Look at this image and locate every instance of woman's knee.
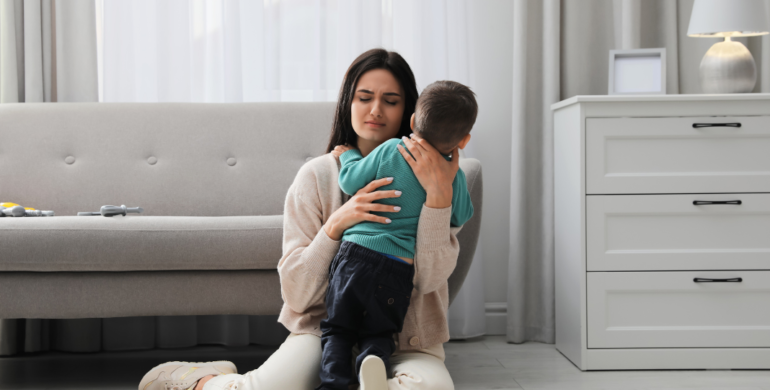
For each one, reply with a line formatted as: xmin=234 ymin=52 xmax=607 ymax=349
xmin=389 ymin=353 xmax=454 ymax=390
xmin=240 ymin=333 xmax=322 ymax=390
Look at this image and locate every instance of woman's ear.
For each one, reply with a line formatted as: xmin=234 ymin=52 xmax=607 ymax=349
xmin=457 ymin=133 xmax=472 ymax=149
xmin=410 ymin=113 xmax=415 ymax=130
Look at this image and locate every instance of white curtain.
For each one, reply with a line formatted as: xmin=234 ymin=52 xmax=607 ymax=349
xmin=0 ymin=0 xmax=97 ymax=103
xmin=507 ymin=0 xmax=770 ymax=344
xmin=97 ymin=0 xmax=475 ymax=105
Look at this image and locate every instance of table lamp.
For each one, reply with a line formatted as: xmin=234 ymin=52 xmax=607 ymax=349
xmin=687 ymin=0 xmax=769 ymax=93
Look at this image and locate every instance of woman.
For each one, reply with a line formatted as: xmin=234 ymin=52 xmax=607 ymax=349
xmin=139 ymin=49 xmax=463 ymax=390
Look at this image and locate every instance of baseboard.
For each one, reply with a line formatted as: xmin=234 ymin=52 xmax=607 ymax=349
xmin=485 ymin=302 xmax=507 ymax=335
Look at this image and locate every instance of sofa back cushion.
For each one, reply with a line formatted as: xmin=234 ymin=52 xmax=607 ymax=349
xmin=1 ymin=102 xmax=335 ymax=216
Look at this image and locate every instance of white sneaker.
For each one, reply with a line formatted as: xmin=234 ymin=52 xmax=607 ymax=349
xmin=359 ymin=355 xmax=388 ymax=390
xmin=138 ymin=361 xmax=237 ymax=390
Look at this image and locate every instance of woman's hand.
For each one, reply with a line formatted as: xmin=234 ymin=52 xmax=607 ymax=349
xmin=397 ymin=134 xmax=458 ymax=209
xmin=330 ymin=144 xmax=354 ymax=158
xmin=323 ymin=177 xmax=402 ymax=240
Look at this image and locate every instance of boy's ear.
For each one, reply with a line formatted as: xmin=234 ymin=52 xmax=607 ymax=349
xmin=410 ymin=113 xmax=415 ymax=130
xmin=457 ymin=133 xmax=472 ymax=149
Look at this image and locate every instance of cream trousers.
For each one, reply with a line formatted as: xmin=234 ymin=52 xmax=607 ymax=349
xmin=203 ymin=333 xmax=454 ymax=390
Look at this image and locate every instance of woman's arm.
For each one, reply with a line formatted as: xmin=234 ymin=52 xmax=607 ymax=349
xmin=277 ymin=163 xmax=404 ymax=312
xmin=277 ymin=176 xmax=341 ymax=314
xmin=398 ymin=134 xmax=466 ymax=293
xmin=412 ymin=204 xmax=463 ymax=293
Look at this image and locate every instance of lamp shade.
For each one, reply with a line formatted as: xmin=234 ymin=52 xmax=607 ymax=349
xmin=688 ymin=0 xmax=770 ymax=37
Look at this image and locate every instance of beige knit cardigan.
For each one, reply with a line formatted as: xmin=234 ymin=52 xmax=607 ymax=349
xmin=277 ymin=153 xmax=462 ymax=351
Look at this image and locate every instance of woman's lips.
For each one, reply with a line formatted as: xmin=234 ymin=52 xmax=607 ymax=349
xmin=365 ymin=121 xmax=385 ymax=127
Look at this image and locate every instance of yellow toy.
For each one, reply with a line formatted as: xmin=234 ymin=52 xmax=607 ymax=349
xmin=0 ymin=202 xmax=54 ymax=217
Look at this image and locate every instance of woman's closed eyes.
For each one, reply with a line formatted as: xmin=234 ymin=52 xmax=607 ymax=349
xmin=359 ymin=97 xmax=398 ymax=105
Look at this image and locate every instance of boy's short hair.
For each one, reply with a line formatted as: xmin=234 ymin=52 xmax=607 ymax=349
xmin=414 ymin=80 xmax=478 ymax=152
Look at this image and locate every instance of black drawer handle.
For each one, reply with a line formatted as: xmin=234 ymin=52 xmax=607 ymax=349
xmin=693 ymin=200 xmax=742 ymax=205
xmin=692 ymin=123 xmax=741 ymax=128
xmin=694 ymin=277 xmax=743 ymax=283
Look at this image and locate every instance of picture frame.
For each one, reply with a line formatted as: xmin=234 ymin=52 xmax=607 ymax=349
xmin=608 ymin=48 xmax=666 ymax=95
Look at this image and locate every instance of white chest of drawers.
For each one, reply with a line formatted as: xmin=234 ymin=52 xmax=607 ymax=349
xmin=553 ymin=94 xmax=770 ymax=370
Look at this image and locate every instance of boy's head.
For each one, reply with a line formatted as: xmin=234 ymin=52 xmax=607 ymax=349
xmin=410 ymin=80 xmax=478 ymax=155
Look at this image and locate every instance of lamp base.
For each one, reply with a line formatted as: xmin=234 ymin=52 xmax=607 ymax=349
xmin=699 ymin=38 xmax=756 ymax=94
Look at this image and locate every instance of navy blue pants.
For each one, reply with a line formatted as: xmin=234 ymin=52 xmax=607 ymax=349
xmin=317 ymin=241 xmax=415 ymax=390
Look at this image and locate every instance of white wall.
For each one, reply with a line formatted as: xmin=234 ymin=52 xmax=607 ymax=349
xmin=463 ymin=0 xmax=513 ymax=331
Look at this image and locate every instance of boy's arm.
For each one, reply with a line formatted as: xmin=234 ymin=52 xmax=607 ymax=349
xmin=337 ymin=145 xmax=385 ymax=195
xmin=450 ymin=169 xmax=474 ymax=227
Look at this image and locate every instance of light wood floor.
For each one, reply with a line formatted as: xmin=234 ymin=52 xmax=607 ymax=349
xmin=444 ymin=336 xmax=770 ymax=390
xmin=0 ymin=336 xmax=768 ymax=389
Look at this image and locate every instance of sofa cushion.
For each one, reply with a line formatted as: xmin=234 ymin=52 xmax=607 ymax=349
xmin=0 ymin=216 xmax=283 ymax=272
xmin=0 ymin=103 xmax=335 ymax=217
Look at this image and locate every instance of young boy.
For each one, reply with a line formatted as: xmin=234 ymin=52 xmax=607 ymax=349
xmin=317 ymin=80 xmax=478 ymax=390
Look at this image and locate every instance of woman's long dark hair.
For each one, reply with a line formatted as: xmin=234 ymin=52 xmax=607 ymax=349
xmin=326 ymin=49 xmax=419 ymax=153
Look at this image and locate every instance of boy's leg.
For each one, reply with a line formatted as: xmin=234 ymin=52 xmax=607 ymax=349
xmin=354 ymin=298 xmax=401 ymax=388
xmin=355 ymin=333 xmax=396 ymax=378
xmin=317 ymin=253 xmax=369 ymax=390
xmin=356 ymin=264 xmax=413 ymax=386
xmin=318 ymin=326 xmax=358 ymax=389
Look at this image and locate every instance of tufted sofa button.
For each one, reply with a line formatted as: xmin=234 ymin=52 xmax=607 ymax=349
xmin=147 ymin=156 xmax=157 ymax=165
xmin=64 ymin=156 xmax=75 ymax=165
xmin=409 ymin=336 xmax=419 ymax=346
xmin=227 ymin=157 xmax=237 ymax=166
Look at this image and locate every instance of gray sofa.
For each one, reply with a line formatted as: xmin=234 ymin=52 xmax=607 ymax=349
xmin=0 ymin=103 xmax=482 ymax=321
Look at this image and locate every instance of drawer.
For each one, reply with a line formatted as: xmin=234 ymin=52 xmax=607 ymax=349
xmin=587 ymin=271 xmax=770 ymax=349
xmin=586 ymin=116 xmax=770 ymax=194
xmin=587 ymin=194 xmax=770 ymax=271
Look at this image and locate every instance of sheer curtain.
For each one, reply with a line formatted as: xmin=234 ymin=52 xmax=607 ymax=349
xmin=90 ymin=0 xmax=485 ymax=352
xmin=97 ymin=0 xmax=475 ymax=105
xmin=0 ymin=0 xmax=97 ymax=103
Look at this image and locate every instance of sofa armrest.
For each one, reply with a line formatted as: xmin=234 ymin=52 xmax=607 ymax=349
xmin=448 ymin=158 xmax=483 ymax=305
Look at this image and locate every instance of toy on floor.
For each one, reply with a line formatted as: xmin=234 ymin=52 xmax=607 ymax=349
xmin=77 ymin=205 xmax=144 ymax=217
xmin=0 ymin=202 xmax=55 ymax=217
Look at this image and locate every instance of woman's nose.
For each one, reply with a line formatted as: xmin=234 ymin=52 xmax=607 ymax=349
xmin=370 ymin=101 xmax=383 ymax=117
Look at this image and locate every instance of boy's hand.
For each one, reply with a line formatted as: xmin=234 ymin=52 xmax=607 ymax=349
xmin=331 ymin=144 xmax=354 ymax=158
xmin=398 ymin=133 xmax=457 ymax=208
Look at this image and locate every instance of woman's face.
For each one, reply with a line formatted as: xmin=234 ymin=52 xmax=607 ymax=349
xmin=350 ymin=69 xmax=405 ymax=152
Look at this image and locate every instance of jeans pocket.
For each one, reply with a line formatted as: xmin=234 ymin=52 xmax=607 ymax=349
xmin=374 ymin=284 xmax=411 ymax=331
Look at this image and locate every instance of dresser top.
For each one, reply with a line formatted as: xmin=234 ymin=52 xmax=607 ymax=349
xmin=551 ymin=93 xmax=770 ymax=111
